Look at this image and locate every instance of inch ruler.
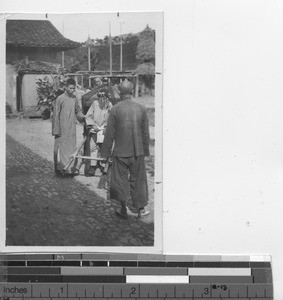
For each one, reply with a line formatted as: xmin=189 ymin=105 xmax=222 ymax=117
xmin=0 ymin=253 xmax=273 ymax=299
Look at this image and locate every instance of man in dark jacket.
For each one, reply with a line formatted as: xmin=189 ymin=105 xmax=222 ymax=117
xmin=101 ymin=80 xmax=150 ymax=219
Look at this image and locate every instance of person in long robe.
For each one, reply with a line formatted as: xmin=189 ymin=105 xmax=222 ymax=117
xmin=84 ymin=88 xmax=113 ymax=175
xmin=52 ymin=78 xmax=84 ymax=176
xmin=81 ymin=77 xmax=116 ymax=176
xmin=101 ymin=80 xmax=150 ymax=219
xmin=81 ymin=77 xmax=104 ymax=176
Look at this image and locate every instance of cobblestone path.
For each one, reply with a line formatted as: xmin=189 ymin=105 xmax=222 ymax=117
xmin=6 ymin=134 xmax=154 ymax=247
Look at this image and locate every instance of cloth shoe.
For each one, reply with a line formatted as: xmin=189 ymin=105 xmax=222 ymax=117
xmin=115 ymin=204 xmax=128 ymax=219
xmin=126 ymin=206 xmax=150 ymax=218
xmin=138 ymin=208 xmax=150 ymax=218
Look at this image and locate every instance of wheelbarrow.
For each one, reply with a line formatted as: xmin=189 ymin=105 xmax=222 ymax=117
xmin=63 ymin=134 xmax=110 ymax=176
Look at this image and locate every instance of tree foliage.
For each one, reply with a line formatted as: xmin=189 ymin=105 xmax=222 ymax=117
xmin=136 ymin=26 xmax=155 ymax=64
xmin=35 ymin=75 xmax=66 ymax=119
xmin=56 ymin=27 xmax=154 ymax=72
xmin=136 ymin=39 xmax=155 ymax=64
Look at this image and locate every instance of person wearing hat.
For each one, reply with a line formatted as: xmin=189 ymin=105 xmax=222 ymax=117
xmin=101 ymin=80 xmax=150 ymax=219
xmin=84 ymin=88 xmax=113 ymax=175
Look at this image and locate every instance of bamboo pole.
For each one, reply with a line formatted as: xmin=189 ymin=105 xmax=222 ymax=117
xmin=109 ymin=22 xmax=113 ymax=76
xmin=88 ymin=46 xmax=91 ymax=88
xmin=120 ymin=22 xmax=123 ymax=71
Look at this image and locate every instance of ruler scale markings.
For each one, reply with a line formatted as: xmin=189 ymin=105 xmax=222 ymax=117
xmin=0 ymin=254 xmax=274 ymax=299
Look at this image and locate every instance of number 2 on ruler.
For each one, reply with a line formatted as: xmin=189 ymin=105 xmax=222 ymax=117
xmin=130 ymin=287 xmax=136 ymax=296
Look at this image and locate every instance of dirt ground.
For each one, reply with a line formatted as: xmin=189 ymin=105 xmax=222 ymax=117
xmin=6 ymin=95 xmax=156 ymax=246
xmin=6 ymin=134 xmax=154 ymax=246
xmin=6 ymin=115 xmax=155 ymax=223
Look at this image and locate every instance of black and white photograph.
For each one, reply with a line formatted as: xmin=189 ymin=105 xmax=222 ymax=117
xmin=4 ymin=12 xmax=163 ymax=249
xmin=3 ymin=0 xmax=283 ymax=297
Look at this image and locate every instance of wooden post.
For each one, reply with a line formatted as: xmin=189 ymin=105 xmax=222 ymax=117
xmin=62 ymin=51 xmax=64 ymax=69
xmin=88 ymin=46 xmax=91 ymax=72
xmin=135 ymin=75 xmax=139 ymax=98
xmin=86 ymin=36 xmax=92 ymax=88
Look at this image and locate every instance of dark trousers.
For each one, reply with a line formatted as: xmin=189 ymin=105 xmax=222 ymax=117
xmin=110 ymin=156 xmax=148 ymax=210
xmin=84 ymin=133 xmax=92 ymax=175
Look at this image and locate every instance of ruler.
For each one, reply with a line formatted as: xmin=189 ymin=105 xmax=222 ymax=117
xmin=0 ymin=253 xmax=273 ymax=299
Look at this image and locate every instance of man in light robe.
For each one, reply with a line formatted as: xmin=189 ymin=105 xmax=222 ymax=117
xmin=82 ymin=77 xmax=105 ymax=176
xmin=84 ymin=88 xmax=113 ymax=176
xmin=101 ymin=80 xmax=150 ymax=219
xmin=52 ymin=78 xmax=84 ymax=177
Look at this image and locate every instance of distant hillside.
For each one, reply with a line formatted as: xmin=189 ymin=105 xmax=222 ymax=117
xmin=56 ymin=27 xmax=155 ymax=73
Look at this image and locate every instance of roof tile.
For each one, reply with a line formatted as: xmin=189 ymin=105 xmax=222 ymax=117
xmin=6 ymin=20 xmax=80 ymax=49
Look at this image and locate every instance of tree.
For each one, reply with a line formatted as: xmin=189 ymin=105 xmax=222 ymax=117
xmin=136 ymin=39 xmax=155 ymax=64
xmin=136 ymin=25 xmax=155 ymax=64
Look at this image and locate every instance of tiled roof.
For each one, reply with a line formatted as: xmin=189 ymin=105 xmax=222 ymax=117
xmin=6 ymin=20 xmax=81 ymax=50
